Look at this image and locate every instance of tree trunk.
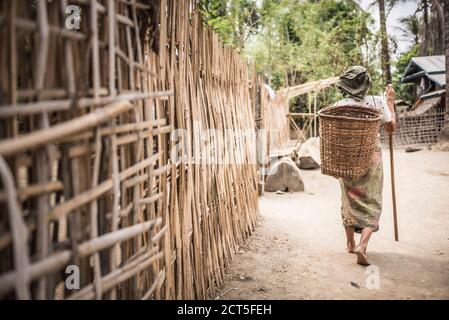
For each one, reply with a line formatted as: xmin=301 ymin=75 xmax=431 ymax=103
xmin=440 ymin=0 xmax=449 ymax=141
xmin=444 ymin=0 xmax=449 ymax=127
xmin=433 ymin=0 xmax=445 ymax=54
xmin=378 ymin=0 xmax=392 ymax=84
xmin=423 ymin=0 xmax=429 ymax=54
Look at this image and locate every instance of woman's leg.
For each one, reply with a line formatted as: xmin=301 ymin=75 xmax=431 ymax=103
xmin=358 ymin=227 xmax=373 ymax=252
xmin=345 ymin=226 xmax=356 ymax=253
xmin=354 ymin=227 xmax=373 ymax=265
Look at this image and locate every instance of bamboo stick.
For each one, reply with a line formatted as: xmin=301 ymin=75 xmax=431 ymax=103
xmin=0 ymin=157 xmax=31 ymax=299
xmin=0 ymin=91 xmax=173 ymax=118
xmin=0 ymin=101 xmax=134 ymax=156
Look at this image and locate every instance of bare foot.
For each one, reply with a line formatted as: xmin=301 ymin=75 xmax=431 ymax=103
xmin=346 ymin=240 xmax=356 ymax=253
xmin=354 ymin=246 xmax=369 ymax=266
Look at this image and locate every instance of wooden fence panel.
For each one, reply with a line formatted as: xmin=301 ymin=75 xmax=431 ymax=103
xmin=0 ymin=0 xmax=259 ymax=300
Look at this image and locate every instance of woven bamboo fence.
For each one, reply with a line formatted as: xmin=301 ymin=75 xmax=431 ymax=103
xmin=254 ymin=81 xmax=290 ymax=159
xmin=0 ymin=0 xmax=259 ymax=300
xmin=262 ymin=86 xmax=290 ymax=155
xmin=256 ymin=77 xmax=340 ymax=159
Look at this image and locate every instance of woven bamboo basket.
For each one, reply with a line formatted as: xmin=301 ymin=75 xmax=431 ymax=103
xmin=318 ymin=105 xmax=381 ymax=179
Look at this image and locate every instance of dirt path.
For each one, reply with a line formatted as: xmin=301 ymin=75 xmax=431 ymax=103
xmin=218 ymin=149 xmax=449 ymax=300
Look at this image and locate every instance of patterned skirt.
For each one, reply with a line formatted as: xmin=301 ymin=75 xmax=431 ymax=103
xmin=339 ymin=142 xmax=383 ymax=233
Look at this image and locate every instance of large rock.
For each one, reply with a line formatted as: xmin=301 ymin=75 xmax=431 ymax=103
xmin=265 ymin=157 xmax=305 ymax=192
xmin=297 ymin=137 xmax=321 ymax=169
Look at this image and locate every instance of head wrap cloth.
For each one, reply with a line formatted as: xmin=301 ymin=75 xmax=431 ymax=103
xmin=336 ymin=66 xmax=372 ymax=99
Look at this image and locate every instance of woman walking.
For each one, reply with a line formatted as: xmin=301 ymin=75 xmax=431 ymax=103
xmin=333 ymin=66 xmax=396 ymax=266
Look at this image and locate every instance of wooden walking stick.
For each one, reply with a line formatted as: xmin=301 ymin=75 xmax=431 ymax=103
xmin=384 ymin=83 xmax=399 ymax=241
xmin=389 ymin=132 xmax=399 ymax=241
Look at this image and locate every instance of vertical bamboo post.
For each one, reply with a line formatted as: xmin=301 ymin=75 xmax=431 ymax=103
xmin=313 ymin=91 xmax=317 ymax=138
xmin=389 ymin=134 xmax=399 ymax=241
xmin=308 ymin=92 xmax=312 ymax=138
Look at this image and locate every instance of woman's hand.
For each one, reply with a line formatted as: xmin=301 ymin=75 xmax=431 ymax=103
xmin=385 ymin=84 xmax=395 ymax=111
xmin=384 ymin=84 xmax=396 ymax=133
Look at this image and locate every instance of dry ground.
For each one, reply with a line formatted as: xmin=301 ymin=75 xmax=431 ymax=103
xmin=218 ymin=148 xmax=449 ymax=300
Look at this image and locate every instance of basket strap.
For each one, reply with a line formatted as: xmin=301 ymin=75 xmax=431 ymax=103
xmin=320 ymin=135 xmax=375 ymax=146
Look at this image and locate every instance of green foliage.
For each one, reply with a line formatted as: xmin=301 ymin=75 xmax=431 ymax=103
xmin=393 ymin=44 xmax=419 ymax=104
xmin=199 ymin=0 xmax=260 ymax=49
xmin=396 ymin=14 xmax=420 ymax=45
xmin=247 ymin=0 xmax=375 ymax=88
xmin=199 ymin=0 xmax=421 ymax=110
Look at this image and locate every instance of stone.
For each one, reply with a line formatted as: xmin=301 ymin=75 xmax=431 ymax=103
xmin=299 ymin=156 xmax=319 ymax=169
xmin=297 ymin=137 xmax=321 ymax=169
xmin=265 ymin=157 xmax=305 ymax=192
xmin=405 ymin=146 xmax=423 ymax=153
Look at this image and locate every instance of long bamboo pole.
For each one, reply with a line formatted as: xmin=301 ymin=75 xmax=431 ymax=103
xmin=389 ymin=134 xmax=399 ymax=241
xmin=383 ymin=81 xmax=399 ymax=242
